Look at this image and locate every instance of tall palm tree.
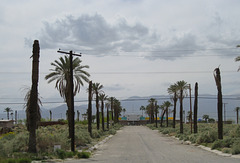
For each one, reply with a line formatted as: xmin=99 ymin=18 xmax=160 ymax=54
xmin=92 ymin=83 xmax=104 ymax=130
xmin=148 ymin=98 xmax=156 ymax=124
xmin=45 ymin=55 xmax=90 ymax=136
xmin=214 ymin=68 xmax=223 ymax=139
xmin=167 ymin=84 xmax=178 ymax=128
xmin=235 ymin=107 xmax=240 ymax=124
xmin=99 ymin=93 xmax=108 ymax=131
xmin=4 ymin=107 xmax=13 ymax=120
xmin=164 ymin=101 xmax=173 ymax=127
xmin=176 ymin=80 xmax=188 ymax=134
xmin=160 ymin=104 xmax=165 ymax=127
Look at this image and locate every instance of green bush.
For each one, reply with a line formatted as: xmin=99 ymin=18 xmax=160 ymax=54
xmin=17 ymin=158 xmax=31 ymax=163
xmin=56 ymin=149 xmax=66 ymax=159
xmin=232 ymin=140 xmax=240 ymax=154
xmin=77 ymin=151 xmax=91 ymax=158
xmin=196 ymin=131 xmax=217 ymax=144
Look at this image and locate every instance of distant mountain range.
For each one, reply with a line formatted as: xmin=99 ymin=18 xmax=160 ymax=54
xmin=2 ymin=94 xmax=239 ymax=122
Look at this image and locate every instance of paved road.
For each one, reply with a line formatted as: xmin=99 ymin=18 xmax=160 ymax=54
xmin=67 ymin=126 xmax=240 ymax=163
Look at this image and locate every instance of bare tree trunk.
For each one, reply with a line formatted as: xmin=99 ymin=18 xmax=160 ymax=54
xmin=173 ymin=93 xmax=177 ymax=128
xmin=111 ymin=97 xmax=114 ymax=121
xmin=107 ymin=106 xmax=109 ymax=130
xmin=101 ymin=100 xmax=105 ymax=131
xmin=214 ymin=68 xmax=223 ymax=139
xmin=28 ymin=40 xmax=40 ymax=153
xmin=160 ymin=110 xmax=166 ymax=127
xmin=88 ymin=81 xmax=92 ymax=136
xmin=96 ymin=92 xmax=100 ymax=130
xmin=180 ymin=89 xmax=184 ymax=134
xmin=166 ymin=107 xmax=169 ymax=127
xmin=237 ymin=110 xmax=239 ymax=124
xmin=155 ymin=101 xmax=158 ymax=128
xmin=194 ymin=82 xmax=198 ymax=133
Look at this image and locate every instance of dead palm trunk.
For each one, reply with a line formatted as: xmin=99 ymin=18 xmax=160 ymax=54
xmin=27 ymin=40 xmax=40 ymax=153
xmin=155 ymin=101 xmax=158 ymax=128
xmin=214 ymin=68 xmax=223 ymax=139
xmin=88 ymin=81 xmax=92 ymax=136
xmin=179 ymin=89 xmax=184 ymax=134
xmin=107 ymin=105 xmax=109 ymax=130
xmin=160 ymin=109 xmax=166 ymax=127
xmin=194 ymin=82 xmax=198 ymax=133
xmin=96 ymin=92 xmax=100 ymax=130
xmin=101 ymin=100 xmax=105 ymax=131
xmin=173 ymin=93 xmax=177 ymax=128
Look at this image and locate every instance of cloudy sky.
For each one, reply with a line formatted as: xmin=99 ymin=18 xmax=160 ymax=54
xmin=1 ymin=0 xmax=240 ymax=111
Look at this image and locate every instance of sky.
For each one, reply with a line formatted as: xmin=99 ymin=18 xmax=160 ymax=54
xmin=1 ymin=0 xmax=240 ymax=111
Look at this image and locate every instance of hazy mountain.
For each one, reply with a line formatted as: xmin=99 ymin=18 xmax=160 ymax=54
xmin=2 ymin=94 xmax=239 ymax=122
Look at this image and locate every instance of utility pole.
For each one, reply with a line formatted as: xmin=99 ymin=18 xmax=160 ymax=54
xmin=223 ymin=103 xmax=228 ymax=124
xmin=189 ymin=84 xmax=192 ymax=133
xmin=57 ymin=49 xmax=81 ymax=152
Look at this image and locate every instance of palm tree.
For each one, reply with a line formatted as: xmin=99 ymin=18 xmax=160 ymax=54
xmin=194 ymin=82 xmax=198 ymax=133
xmin=164 ymin=101 xmax=172 ymax=127
xmin=235 ymin=55 xmax=240 ymax=71
xmin=176 ymin=80 xmax=188 ymax=134
xmin=148 ymin=98 xmax=156 ymax=124
xmin=45 ymin=55 xmax=90 ymax=137
xmin=4 ymin=107 xmax=13 ymax=120
xmin=140 ymin=106 xmax=145 ymax=117
xmin=167 ymin=84 xmax=178 ymax=128
xmin=92 ymin=83 xmax=104 ymax=130
xmin=235 ymin=107 xmax=240 ymax=124
xmin=99 ymin=93 xmax=108 ymax=131
xmin=214 ymin=68 xmax=223 ymax=139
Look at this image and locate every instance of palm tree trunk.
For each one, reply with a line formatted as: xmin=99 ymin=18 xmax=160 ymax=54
xmin=28 ymin=40 xmax=40 ymax=153
xmin=214 ymin=68 xmax=223 ymax=139
xmin=88 ymin=81 xmax=92 ymax=137
xmin=166 ymin=107 xmax=169 ymax=127
xmin=237 ymin=110 xmax=239 ymax=124
xmin=107 ymin=106 xmax=109 ymax=130
xmin=111 ymin=98 xmax=114 ymax=121
xmin=180 ymin=89 xmax=184 ymax=134
xmin=160 ymin=110 xmax=166 ymax=127
xmin=101 ymin=100 xmax=105 ymax=131
xmin=194 ymin=82 xmax=198 ymax=133
xmin=173 ymin=94 xmax=177 ymax=128
xmin=96 ymin=92 xmax=100 ymax=130
xmin=155 ymin=102 xmax=158 ymax=128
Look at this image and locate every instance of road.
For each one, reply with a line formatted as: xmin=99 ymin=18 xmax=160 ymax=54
xmin=67 ymin=126 xmax=240 ymax=163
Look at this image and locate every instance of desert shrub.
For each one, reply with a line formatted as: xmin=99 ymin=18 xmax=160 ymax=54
xmin=17 ymin=158 xmax=32 ymax=163
xmin=65 ymin=151 xmax=74 ymax=158
xmin=230 ymin=126 xmax=240 ymax=138
xmin=75 ymin=129 xmax=92 ymax=146
xmin=77 ymin=151 xmax=91 ymax=159
xmin=108 ymin=129 xmax=116 ymax=135
xmin=196 ymin=131 xmax=217 ymax=144
xmin=232 ymin=140 xmax=240 ymax=154
xmin=55 ymin=149 xmax=66 ymax=159
xmin=91 ymin=130 xmax=101 ymax=138
xmin=222 ymin=148 xmax=231 ymax=154
xmin=188 ymin=134 xmax=198 ymax=143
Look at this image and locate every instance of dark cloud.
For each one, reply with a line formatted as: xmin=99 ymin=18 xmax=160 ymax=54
xmin=37 ymin=14 xmax=158 ymax=56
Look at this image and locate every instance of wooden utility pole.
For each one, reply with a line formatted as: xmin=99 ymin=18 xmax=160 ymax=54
xmin=193 ymin=82 xmax=198 ymax=133
xmin=57 ymin=50 xmax=81 ymax=152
